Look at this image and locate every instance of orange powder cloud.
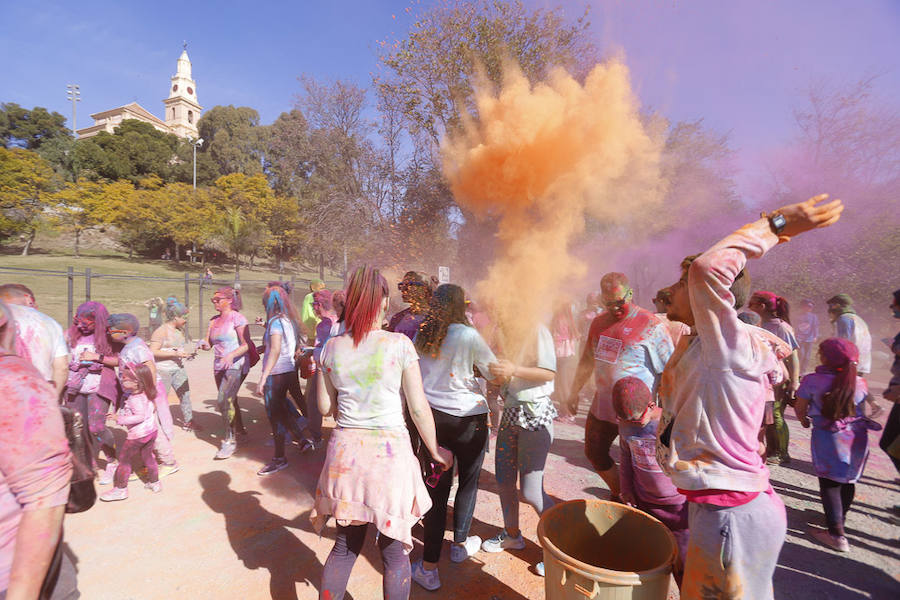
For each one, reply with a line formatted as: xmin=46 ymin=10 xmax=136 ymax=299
xmin=442 ymin=59 xmax=665 ymax=355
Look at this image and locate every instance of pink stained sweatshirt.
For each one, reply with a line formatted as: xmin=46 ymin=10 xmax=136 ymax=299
xmin=117 ymin=391 xmax=158 ymax=440
xmin=656 ymin=219 xmax=787 ymax=493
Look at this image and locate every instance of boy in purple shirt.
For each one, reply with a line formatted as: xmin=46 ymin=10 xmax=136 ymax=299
xmin=613 ymin=376 xmax=687 ymax=586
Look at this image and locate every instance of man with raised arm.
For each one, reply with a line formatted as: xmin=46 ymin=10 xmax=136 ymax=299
xmin=656 ymin=194 xmax=843 ymax=600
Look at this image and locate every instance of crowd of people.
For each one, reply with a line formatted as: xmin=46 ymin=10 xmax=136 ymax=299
xmin=2 ymin=194 xmax=899 ymax=600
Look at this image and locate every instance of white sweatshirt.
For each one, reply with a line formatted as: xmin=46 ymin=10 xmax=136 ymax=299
xmin=656 ymin=219 xmax=788 ymax=492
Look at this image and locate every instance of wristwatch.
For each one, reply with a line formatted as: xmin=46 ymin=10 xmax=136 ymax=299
xmin=764 ymin=211 xmax=786 ymax=235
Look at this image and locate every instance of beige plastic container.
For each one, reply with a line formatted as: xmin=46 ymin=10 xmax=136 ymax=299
xmin=537 ymin=499 xmax=676 ymax=600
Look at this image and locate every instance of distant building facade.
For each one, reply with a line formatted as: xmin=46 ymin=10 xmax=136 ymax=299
xmin=76 ymin=49 xmax=202 ymax=140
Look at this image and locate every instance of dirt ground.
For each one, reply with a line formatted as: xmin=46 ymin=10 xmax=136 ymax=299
xmin=63 ymin=353 xmax=900 ymax=600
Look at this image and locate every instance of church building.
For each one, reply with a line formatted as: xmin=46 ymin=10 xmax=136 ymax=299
xmin=76 ymin=49 xmax=202 ymax=139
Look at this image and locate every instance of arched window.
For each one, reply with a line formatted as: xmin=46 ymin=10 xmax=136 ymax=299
xmin=188 ymin=110 xmax=193 ymax=124
xmin=172 ymin=108 xmax=176 ymax=119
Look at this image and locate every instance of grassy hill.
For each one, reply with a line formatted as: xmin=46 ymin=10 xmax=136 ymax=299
xmin=0 ymin=251 xmax=342 ymax=338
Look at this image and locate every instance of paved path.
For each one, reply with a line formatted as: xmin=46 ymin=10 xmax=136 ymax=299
xmin=63 ymin=354 xmax=899 ymax=599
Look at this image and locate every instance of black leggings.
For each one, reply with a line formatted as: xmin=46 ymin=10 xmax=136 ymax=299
xmin=263 ymin=371 xmax=308 ymax=458
xmin=819 ymin=477 xmax=855 ymax=536
xmin=422 ymin=410 xmax=488 ymax=563
xmin=879 ymin=403 xmax=900 ymax=474
xmin=320 ymin=523 xmax=409 ymax=600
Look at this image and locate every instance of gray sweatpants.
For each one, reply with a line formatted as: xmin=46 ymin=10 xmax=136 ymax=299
xmin=682 ymin=490 xmax=786 ymax=600
xmin=495 ymin=420 xmax=555 ymax=532
xmin=159 ymin=367 xmax=192 ymax=424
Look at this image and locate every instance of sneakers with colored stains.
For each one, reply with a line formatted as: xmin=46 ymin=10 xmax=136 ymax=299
xmin=159 ymin=464 xmax=180 ymax=478
xmin=411 ymin=560 xmax=441 ymax=591
xmin=98 ymin=462 xmax=118 ymax=485
xmin=100 ymin=487 xmax=128 ymax=502
xmin=257 ymin=457 xmax=289 ymax=476
xmin=481 ymin=530 xmax=525 ymax=553
xmin=809 ymin=528 xmax=849 ymax=552
xmin=450 ymin=536 xmax=482 ymax=563
xmin=215 ymin=440 xmax=236 ymax=460
xmin=145 ymin=481 xmax=162 ymax=493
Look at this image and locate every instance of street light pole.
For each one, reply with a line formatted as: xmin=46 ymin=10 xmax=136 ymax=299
xmin=65 ymin=84 xmax=81 ymax=137
xmin=187 ymin=137 xmax=204 ymax=263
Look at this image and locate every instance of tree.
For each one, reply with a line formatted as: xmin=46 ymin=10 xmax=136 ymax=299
xmin=208 ymin=207 xmax=268 ymax=274
xmin=1 ymin=103 xmax=71 ymax=150
xmin=197 ymin=106 xmax=268 ymax=177
xmin=378 ymin=0 xmax=599 ymax=145
xmin=73 ymin=120 xmax=186 ymax=184
xmin=0 ymin=148 xmax=58 ymax=254
xmin=52 ymin=179 xmax=110 ymax=257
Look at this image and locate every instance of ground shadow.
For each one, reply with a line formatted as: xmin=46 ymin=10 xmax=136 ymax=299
xmin=199 ymin=470 xmax=320 ymax=599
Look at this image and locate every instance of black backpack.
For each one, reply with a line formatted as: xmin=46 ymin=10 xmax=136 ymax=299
xmin=60 ymin=406 xmax=97 ymax=513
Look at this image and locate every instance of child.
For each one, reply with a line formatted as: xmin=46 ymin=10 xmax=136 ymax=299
xmin=612 ymin=376 xmax=688 ymax=586
xmin=100 ymin=364 xmax=161 ymax=501
xmin=794 ymin=338 xmax=874 ymax=552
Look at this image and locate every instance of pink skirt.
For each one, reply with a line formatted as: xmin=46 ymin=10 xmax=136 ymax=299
xmin=311 ymin=426 xmax=432 ymax=553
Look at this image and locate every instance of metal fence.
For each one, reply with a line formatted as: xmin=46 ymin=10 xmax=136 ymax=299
xmin=0 ymin=265 xmax=342 ymax=339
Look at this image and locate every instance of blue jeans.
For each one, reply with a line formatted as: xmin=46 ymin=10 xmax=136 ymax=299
xmin=159 ymin=367 xmax=192 ymax=423
xmin=264 ymin=371 xmax=309 ymax=458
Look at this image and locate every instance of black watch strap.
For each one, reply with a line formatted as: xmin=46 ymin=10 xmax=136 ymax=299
xmin=768 ymin=212 xmax=786 ymax=235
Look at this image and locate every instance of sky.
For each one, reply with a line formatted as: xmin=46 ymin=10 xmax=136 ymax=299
xmin=2 ymin=0 xmax=898 ymax=199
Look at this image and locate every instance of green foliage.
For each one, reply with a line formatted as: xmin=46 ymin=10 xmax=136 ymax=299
xmin=378 ymin=0 xmax=598 ymax=144
xmin=0 ymin=148 xmax=59 ymax=252
xmin=197 ymin=105 xmax=268 ymax=178
xmin=1 ymin=102 xmax=72 ymax=150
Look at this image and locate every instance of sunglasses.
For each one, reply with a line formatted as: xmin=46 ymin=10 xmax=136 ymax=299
xmin=398 ymin=281 xmax=426 ymax=291
xmin=107 ymin=328 xmax=130 ymax=335
xmin=603 ymin=299 xmax=627 ymax=310
xmin=211 ymin=297 xmax=227 ymax=304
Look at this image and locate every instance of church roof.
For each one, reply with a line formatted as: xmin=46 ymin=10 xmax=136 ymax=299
xmin=89 ymin=102 xmax=167 ymax=127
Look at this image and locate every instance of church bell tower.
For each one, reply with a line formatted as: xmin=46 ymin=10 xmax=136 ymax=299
xmin=163 ymin=47 xmax=202 ymax=138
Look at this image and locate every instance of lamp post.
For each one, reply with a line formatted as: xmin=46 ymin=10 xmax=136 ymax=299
xmin=66 ymin=84 xmax=81 ymax=137
xmin=188 ymin=136 xmax=204 ymax=189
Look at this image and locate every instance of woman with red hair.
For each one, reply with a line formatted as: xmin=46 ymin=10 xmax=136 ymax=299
xmin=794 ymin=338 xmax=875 ymax=552
xmin=312 ymin=266 xmax=451 ymax=600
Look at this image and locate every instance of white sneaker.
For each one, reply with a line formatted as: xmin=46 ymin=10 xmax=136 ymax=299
xmin=98 ymin=461 xmax=118 ymax=485
xmin=145 ymin=481 xmax=162 ymax=493
xmin=535 ymin=561 xmax=545 ymax=577
xmin=450 ymin=535 xmax=482 ymax=563
xmin=411 ymin=560 xmax=441 ymax=591
xmin=214 ymin=440 xmax=236 ymax=460
xmin=481 ymin=530 xmax=525 ymax=553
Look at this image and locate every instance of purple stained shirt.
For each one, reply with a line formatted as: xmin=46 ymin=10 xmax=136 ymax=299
xmin=0 ymin=356 xmax=72 ymax=590
xmin=797 ymin=370 xmax=871 ymax=483
xmin=619 ymin=419 xmax=686 ymax=507
xmin=388 ymin=308 xmax=426 ymax=341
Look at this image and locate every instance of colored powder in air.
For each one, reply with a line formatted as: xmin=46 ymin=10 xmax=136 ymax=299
xmin=442 ymin=58 xmax=665 ymax=355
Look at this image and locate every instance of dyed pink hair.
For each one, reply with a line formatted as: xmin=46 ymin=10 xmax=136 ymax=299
xmin=343 ymin=266 xmax=389 ymax=346
xmin=68 ymin=301 xmax=112 ymax=355
xmin=818 ymin=338 xmax=859 ymax=422
xmin=215 ymin=287 xmax=242 ymax=311
xmin=752 ymin=290 xmax=791 ymax=324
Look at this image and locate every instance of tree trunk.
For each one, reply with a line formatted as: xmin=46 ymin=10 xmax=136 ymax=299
xmin=234 ymin=253 xmax=240 ymax=275
xmin=74 ymin=229 xmax=81 ymax=258
xmin=319 ymin=253 xmax=325 ymax=280
xmin=174 ymin=243 xmax=181 ymax=264
xmin=20 ymin=229 xmax=36 ymax=256
xmin=249 ymin=253 xmax=255 ymax=270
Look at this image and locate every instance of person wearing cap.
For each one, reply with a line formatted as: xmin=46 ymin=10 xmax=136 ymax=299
xmin=657 ymin=193 xmax=843 ymax=599
xmin=612 ymin=376 xmax=688 ymax=587
xmin=301 ymin=279 xmax=326 ymax=342
xmin=827 ymin=294 xmax=879 ymax=417
xmin=567 ymin=273 xmax=674 ymax=501
xmin=795 ymin=299 xmax=820 ymax=374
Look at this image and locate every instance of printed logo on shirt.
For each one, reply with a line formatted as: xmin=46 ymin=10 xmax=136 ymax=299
xmin=594 ymin=335 xmax=623 ymax=364
xmin=627 ymin=436 xmax=665 ymax=473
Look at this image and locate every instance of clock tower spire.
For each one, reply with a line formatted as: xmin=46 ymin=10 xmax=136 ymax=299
xmin=163 ymin=47 xmax=202 ymax=138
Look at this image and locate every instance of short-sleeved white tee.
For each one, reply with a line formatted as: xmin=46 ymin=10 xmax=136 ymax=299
xmin=119 ymin=337 xmax=159 ymax=383
xmin=9 ymin=305 xmax=68 ymax=382
xmin=265 ymin=316 xmax=297 ymax=375
xmin=320 ymin=329 xmax=418 ymax=429
xmin=417 ymin=323 xmax=497 ymax=417
xmin=504 ymin=325 xmax=557 ymax=405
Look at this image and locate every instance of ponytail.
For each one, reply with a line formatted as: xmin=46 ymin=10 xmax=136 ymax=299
xmin=818 ymin=337 xmax=859 ymax=422
xmin=775 ymin=296 xmax=791 ymax=324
